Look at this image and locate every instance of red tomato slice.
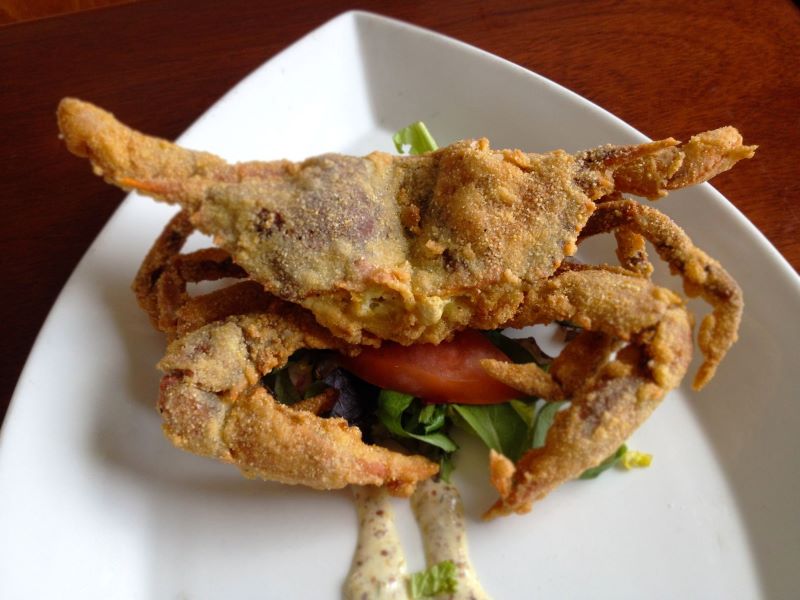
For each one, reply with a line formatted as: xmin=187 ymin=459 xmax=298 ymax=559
xmin=340 ymin=330 xmax=521 ymax=404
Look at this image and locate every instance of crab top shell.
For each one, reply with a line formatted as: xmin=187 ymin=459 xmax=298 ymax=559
xmin=194 ymin=139 xmax=600 ymax=344
xmin=57 ymin=98 xmax=753 ymax=348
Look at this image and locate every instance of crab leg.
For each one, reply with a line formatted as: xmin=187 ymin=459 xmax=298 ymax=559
xmin=613 ymin=227 xmax=654 ymax=277
xmin=580 ymin=199 xmax=743 ymax=388
xmin=581 ymin=126 xmax=756 ymax=200
xmin=133 ymin=211 xmax=256 ymax=337
xmin=133 ymin=210 xmax=281 ymax=339
xmin=507 ymin=267 xmax=685 ymax=339
xmin=549 ymin=330 xmax=621 ymax=395
xmin=482 ymin=271 xmax=693 ymax=518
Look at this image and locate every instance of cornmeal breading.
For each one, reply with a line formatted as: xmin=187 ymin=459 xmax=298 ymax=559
xmin=58 ymin=97 xmax=752 ymax=516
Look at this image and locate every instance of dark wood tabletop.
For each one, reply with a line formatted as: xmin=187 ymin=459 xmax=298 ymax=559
xmin=1 ymin=0 xmax=798 ymax=425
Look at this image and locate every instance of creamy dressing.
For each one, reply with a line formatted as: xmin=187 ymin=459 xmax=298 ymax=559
xmin=344 ymin=486 xmax=408 ymax=600
xmin=344 ymin=480 xmax=491 ymax=600
xmin=411 ymin=479 xmax=490 ymax=600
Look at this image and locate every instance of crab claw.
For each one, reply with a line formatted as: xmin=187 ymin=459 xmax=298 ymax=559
xmin=483 ymin=270 xmax=693 ymax=518
xmin=158 ymin=311 xmax=439 ymax=497
xmin=580 ymin=199 xmax=743 ymax=388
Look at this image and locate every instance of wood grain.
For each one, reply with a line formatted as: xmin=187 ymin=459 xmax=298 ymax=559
xmin=0 ymin=0 xmax=136 ymax=24
xmin=1 ymin=0 xmax=798 ymax=425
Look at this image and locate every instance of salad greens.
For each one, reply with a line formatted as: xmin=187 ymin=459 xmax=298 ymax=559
xmin=377 ymin=390 xmax=458 ymax=453
xmin=451 ymin=403 xmax=531 ymax=462
xmin=264 ymin=334 xmax=637 ymax=482
xmin=408 ymin=560 xmax=457 ymax=598
xmin=529 ymin=400 xmax=566 ymax=449
xmin=579 ymin=444 xmax=628 ymax=479
xmin=263 ymin=352 xmax=375 ymax=431
xmin=393 ymin=121 xmax=439 ymax=155
xmin=273 ymin=367 xmax=301 ymax=405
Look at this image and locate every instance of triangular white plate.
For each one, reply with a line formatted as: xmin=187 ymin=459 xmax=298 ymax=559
xmin=2 ymin=11 xmax=798 ymax=599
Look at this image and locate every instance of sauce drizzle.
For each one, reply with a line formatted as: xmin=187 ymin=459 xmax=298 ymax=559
xmin=344 ymin=486 xmax=408 ymax=599
xmin=344 ymin=480 xmax=491 ymax=599
xmin=411 ymin=479 xmax=490 ymax=600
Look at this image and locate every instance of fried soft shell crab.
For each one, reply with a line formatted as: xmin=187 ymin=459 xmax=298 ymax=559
xmin=57 ymin=98 xmax=753 ymax=518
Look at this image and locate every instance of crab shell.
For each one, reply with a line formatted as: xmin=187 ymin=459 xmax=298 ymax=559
xmin=58 ymin=97 xmax=751 ymax=362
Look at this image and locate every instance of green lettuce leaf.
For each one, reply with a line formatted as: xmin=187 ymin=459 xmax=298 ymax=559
xmin=393 ymin=122 xmax=438 ymax=155
xmin=530 ymin=400 xmax=567 ymax=449
xmin=269 ymin=365 xmax=301 ymax=405
xmin=579 ymin=444 xmax=628 ymax=479
xmin=409 ymin=560 xmax=457 ymax=598
xmin=438 ymin=453 xmax=455 ymax=483
xmin=377 ymin=390 xmax=457 ymax=452
xmin=451 ymin=403 xmax=529 ymax=461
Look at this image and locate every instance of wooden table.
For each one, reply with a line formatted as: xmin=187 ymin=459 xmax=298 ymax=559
xmin=1 ymin=0 xmax=798 ymax=423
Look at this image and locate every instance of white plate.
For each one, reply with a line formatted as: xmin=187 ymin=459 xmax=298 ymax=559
xmin=2 ymin=11 xmax=799 ymax=599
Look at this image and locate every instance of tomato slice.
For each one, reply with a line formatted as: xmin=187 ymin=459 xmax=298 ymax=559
xmin=340 ymin=330 xmax=521 ymax=404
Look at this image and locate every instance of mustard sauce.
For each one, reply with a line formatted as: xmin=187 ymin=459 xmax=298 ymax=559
xmin=344 ymin=480 xmax=491 ymax=599
xmin=410 ymin=479 xmax=491 ymax=600
xmin=344 ymin=485 xmax=409 ymax=600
